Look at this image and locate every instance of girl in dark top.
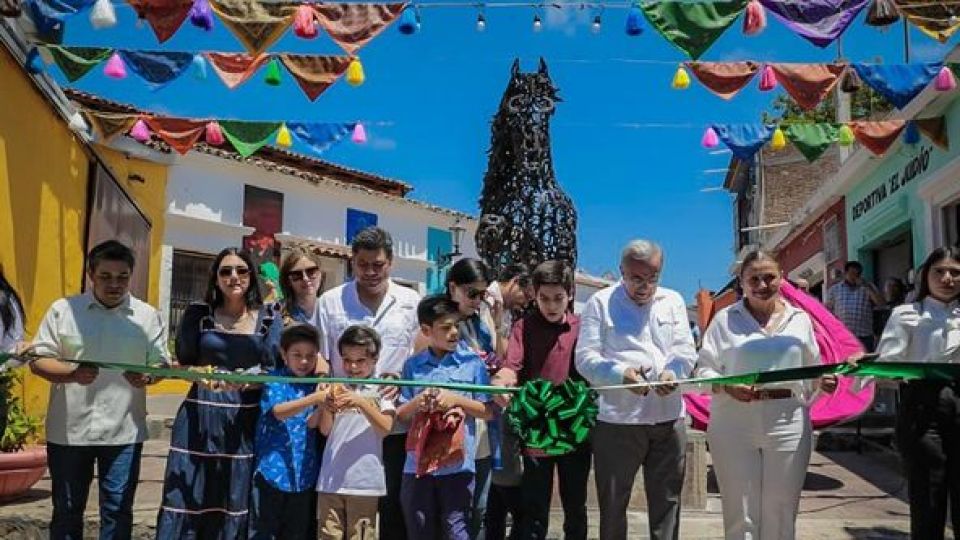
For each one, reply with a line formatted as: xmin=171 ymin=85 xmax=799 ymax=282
xmin=0 ymin=266 xmax=26 ymax=436
xmin=156 ymin=248 xmax=282 ymax=539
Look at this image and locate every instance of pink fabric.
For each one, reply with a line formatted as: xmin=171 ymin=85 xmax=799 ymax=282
xmin=684 ymin=280 xmax=873 ymax=430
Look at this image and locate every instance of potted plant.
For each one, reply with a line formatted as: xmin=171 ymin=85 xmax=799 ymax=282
xmin=0 ymin=368 xmax=45 ymax=501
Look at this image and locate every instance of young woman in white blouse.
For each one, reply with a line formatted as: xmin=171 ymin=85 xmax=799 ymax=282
xmin=697 ymin=250 xmax=838 ymax=540
xmin=876 ymin=246 xmax=960 ymax=540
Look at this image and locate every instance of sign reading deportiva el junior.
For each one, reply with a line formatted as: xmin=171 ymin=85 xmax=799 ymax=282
xmin=852 ymin=145 xmax=932 ymax=221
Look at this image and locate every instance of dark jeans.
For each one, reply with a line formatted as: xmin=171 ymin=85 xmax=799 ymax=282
xmin=897 ymin=381 xmax=960 ymax=540
xmin=484 ymin=484 xmax=522 ymax=540
xmin=47 ymin=442 xmax=143 ymax=540
xmin=401 ymin=472 xmax=474 ymax=540
xmin=248 ymin=472 xmax=314 ymax=539
xmin=471 ymin=457 xmax=493 ymax=539
xmin=380 ymin=433 xmax=408 ymax=540
xmin=518 ymin=446 xmax=591 ymax=540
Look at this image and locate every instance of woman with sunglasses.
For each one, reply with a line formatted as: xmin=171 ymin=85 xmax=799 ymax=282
xmin=157 ymin=247 xmax=282 ymax=539
xmin=445 ymin=258 xmax=516 ymax=540
xmin=279 ymin=247 xmax=325 ymax=327
xmin=875 ymin=246 xmax=960 ymax=539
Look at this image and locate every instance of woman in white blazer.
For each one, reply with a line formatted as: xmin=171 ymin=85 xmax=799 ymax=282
xmin=876 ymin=246 xmax=960 ymax=540
xmin=697 ymin=250 xmax=838 ymax=540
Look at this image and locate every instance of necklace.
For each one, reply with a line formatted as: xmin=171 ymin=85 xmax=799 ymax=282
xmin=214 ymin=309 xmax=252 ymax=331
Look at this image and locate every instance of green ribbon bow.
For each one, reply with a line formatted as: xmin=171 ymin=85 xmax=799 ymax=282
xmin=505 ymin=379 xmax=598 ymax=456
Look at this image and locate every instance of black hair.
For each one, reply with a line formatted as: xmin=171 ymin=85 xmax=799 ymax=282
xmin=884 ymin=277 xmax=907 ymax=305
xmin=498 ymin=263 xmax=530 ymax=286
xmin=738 ymin=250 xmax=780 ymax=277
xmin=337 ymin=325 xmax=381 ymax=357
xmin=0 ymin=266 xmax=24 ymax=338
xmin=532 ymin=260 xmax=574 ymax=293
xmin=445 ymin=258 xmax=493 ymax=288
xmin=915 ymin=246 xmax=960 ymax=303
xmin=204 ymin=247 xmax=263 ymax=309
xmin=281 ymin=323 xmax=321 ymax=352
xmin=87 ymin=240 xmax=135 ymax=273
xmin=351 ymin=227 xmax=394 ymax=260
xmin=844 ymin=260 xmax=863 ymax=273
xmin=417 ymin=294 xmax=462 ymax=326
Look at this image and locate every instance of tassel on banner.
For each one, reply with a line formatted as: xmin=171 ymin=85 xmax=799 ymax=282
xmin=759 ymin=64 xmax=777 ymax=91
xmin=264 ymin=58 xmax=283 ymax=86
xmin=398 ymin=6 xmax=418 ymax=34
xmin=701 ymin=127 xmax=719 ymax=149
xmin=276 ymin=124 xmax=293 ymax=147
xmin=26 ymin=47 xmax=44 ymax=74
xmin=904 ymin=121 xmax=920 ymax=144
xmin=205 ymin=121 xmax=225 ymax=145
xmin=189 ymin=0 xmax=215 ymax=32
xmin=192 ymin=54 xmax=207 ymax=80
xmin=294 ymin=4 xmax=319 ymax=39
xmin=935 ymin=66 xmax=957 ymax=91
xmin=841 ymin=67 xmax=862 ymax=93
xmin=130 ymin=119 xmax=151 ymax=142
xmin=742 ymin=0 xmax=766 ymax=36
xmin=104 ymin=52 xmax=127 ymax=79
xmin=346 ymin=58 xmax=365 ymax=86
xmin=770 ymin=126 xmax=786 ymax=150
xmin=671 ymin=64 xmax=690 ymax=90
xmin=838 ymin=124 xmax=856 ymax=146
xmin=865 ymin=0 xmax=900 ymax=27
xmin=352 ymin=123 xmax=367 ymax=144
xmin=90 ymin=0 xmax=117 ymax=29
xmin=625 ymin=3 xmax=644 ymax=36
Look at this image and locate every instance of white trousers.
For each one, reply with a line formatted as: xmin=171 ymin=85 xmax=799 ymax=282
xmin=707 ymin=395 xmax=812 ymax=540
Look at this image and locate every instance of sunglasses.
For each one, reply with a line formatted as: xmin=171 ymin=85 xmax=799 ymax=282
xmin=218 ymin=265 xmax=250 ymax=278
xmin=288 ymin=266 xmax=320 ymax=282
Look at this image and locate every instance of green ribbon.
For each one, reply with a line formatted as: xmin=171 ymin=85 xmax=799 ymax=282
xmin=505 ymin=379 xmax=598 ymax=456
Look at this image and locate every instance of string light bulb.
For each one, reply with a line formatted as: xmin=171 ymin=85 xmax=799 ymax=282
xmin=591 ymin=14 xmax=602 ymax=34
xmin=476 ymin=12 xmax=486 ymax=32
xmin=533 ymin=13 xmax=543 ymax=32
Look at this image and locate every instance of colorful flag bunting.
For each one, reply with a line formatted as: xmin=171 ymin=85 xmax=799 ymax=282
xmin=218 ymin=120 xmax=282 ymax=157
xmin=208 ymin=0 xmax=294 ymax=55
xmin=143 ymin=117 xmax=207 ymax=154
xmin=711 ymin=123 xmax=775 ymax=160
xmin=685 ymin=61 xmax=760 ymax=99
xmin=312 ymin=3 xmax=406 ymax=55
xmin=279 ymin=54 xmax=353 ymax=101
xmin=48 ymin=45 xmax=111 ymax=81
xmin=640 ymin=1 xmax=748 ymax=59
xmin=769 ymin=63 xmax=845 ymax=110
xmin=118 ymin=50 xmax=194 ymax=88
xmin=853 ymin=62 xmax=943 ymax=109
xmin=758 ymin=0 xmax=869 ymax=48
xmin=127 ymin=0 xmax=194 ymax=43
xmin=783 ymin=123 xmax=840 ymax=161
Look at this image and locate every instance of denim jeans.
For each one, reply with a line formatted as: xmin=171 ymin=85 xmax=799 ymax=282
xmin=47 ymin=442 xmax=143 ymax=540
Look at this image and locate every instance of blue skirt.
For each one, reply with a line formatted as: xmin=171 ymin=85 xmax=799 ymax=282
xmin=156 ymin=384 xmax=261 ymax=539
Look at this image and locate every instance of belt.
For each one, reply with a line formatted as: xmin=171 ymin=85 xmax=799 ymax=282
xmin=749 ymin=388 xmax=794 ymax=401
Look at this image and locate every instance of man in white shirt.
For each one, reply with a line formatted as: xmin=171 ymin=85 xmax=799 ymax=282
xmin=30 ymin=240 xmax=169 ymax=540
xmin=575 ymin=239 xmax=697 ymax=540
xmin=316 ymin=227 xmax=421 ymax=540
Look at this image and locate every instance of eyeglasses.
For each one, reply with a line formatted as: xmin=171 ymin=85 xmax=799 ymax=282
xmin=466 ymin=288 xmax=487 ymax=300
xmin=218 ymin=265 xmax=251 ymax=278
xmin=288 ymin=266 xmax=320 ymax=282
xmin=625 ymin=274 xmax=659 ymax=288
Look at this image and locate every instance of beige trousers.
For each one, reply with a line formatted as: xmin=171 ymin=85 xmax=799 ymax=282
xmin=317 ymin=493 xmax=379 ymax=540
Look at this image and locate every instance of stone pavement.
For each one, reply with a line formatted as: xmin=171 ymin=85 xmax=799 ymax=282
xmin=0 ymin=395 xmax=953 ymax=539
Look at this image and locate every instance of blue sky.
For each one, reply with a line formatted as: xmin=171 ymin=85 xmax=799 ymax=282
xmin=55 ymin=3 xmax=956 ymax=301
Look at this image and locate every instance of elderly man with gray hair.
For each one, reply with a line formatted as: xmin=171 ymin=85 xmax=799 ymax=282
xmin=575 ymin=239 xmax=697 ymax=540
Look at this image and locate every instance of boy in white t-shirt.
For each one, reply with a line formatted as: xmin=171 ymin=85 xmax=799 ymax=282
xmin=316 ymin=325 xmax=396 ymax=540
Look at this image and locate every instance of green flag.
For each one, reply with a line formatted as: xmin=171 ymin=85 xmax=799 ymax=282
xmin=48 ymin=46 xmax=112 ymax=82
xmin=219 ymin=121 xmax=281 ymax=158
xmin=641 ymin=1 xmax=748 ymax=59
xmin=784 ymin=123 xmax=840 ymax=162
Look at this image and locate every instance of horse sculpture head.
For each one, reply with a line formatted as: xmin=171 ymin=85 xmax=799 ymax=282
xmin=496 ymin=58 xmax=561 ymax=173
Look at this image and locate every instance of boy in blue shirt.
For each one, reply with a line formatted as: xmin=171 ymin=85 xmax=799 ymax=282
xmin=250 ymin=323 xmax=325 ymax=539
xmin=397 ymin=295 xmax=494 ymax=540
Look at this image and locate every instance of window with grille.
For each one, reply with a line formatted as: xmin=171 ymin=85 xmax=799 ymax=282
xmin=168 ymin=250 xmax=216 ymax=338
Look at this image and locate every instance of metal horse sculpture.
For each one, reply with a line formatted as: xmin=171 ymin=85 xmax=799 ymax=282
xmin=476 ymin=58 xmax=578 ymax=276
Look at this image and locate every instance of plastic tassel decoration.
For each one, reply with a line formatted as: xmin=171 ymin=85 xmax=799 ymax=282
xmin=192 ymin=54 xmax=207 ymax=80
xmin=866 ymin=0 xmax=900 ymax=27
xmin=205 ymin=121 xmax=224 ymax=146
xmin=264 ymin=58 xmax=283 ymax=86
xmin=26 ymin=47 xmax=44 ymax=74
xmin=904 ymin=121 xmax=920 ymax=144
xmin=90 ymin=0 xmax=117 ymax=29
xmin=293 ymin=4 xmax=318 ymax=39
xmin=276 ymin=124 xmax=293 ymax=148
xmin=346 ymin=58 xmax=365 ymax=86
xmin=935 ymin=65 xmax=957 ymax=91
xmin=130 ymin=119 xmax=151 ymax=143
xmin=104 ymin=52 xmax=127 ymax=79
xmin=189 ymin=0 xmax=214 ymax=31
xmin=841 ymin=68 xmax=862 ymax=93
xmin=352 ymin=123 xmax=367 ymax=144
xmin=759 ymin=65 xmax=777 ymax=91
xmin=671 ymin=64 xmax=690 ymax=90
xmin=743 ymin=0 xmax=766 ymax=35
xmin=838 ymin=124 xmax=856 ymax=146
xmin=398 ymin=6 xmax=418 ymax=34
xmin=625 ymin=4 xmax=644 ymax=36
xmin=701 ymin=127 xmax=719 ymax=149
xmin=68 ymin=111 xmax=88 ymax=133
xmin=770 ymin=126 xmax=786 ymax=150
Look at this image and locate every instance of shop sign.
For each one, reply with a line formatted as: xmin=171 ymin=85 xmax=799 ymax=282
xmin=852 ymin=145 xmax=932 ymax=222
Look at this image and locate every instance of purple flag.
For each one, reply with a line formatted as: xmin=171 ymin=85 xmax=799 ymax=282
xmin=760 ymin=0 xmax=869 ymax=47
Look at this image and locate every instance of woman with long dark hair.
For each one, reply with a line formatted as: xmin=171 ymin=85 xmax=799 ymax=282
xmin=156 ymin=247 xmax=282 ymax=539
xmin=877 ymin=246 xmax=960 ymax=539
xmin=0 ymin=265 xmax=26 ymax=436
